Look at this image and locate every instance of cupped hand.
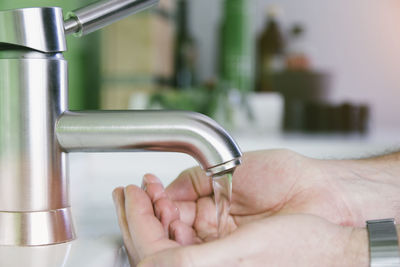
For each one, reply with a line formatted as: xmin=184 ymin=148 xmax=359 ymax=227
xmin=113 ymin=174 xmax=368 ymax=267
xmin=113 ymin=149 xmax=400 ymax=266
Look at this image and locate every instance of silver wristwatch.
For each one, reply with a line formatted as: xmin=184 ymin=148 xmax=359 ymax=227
xmin=366 ymin=219 xmax=400 ymax=267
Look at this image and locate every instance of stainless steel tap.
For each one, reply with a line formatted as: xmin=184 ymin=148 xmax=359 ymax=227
xmin=0 ymin=0 xmax=242 ymax=248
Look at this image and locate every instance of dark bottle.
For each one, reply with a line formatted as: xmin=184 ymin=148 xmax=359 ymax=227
xmin=173 ymin=0 xmax=197 ymax=90
xmin=256 ymin=7 xmax=285 ymax=92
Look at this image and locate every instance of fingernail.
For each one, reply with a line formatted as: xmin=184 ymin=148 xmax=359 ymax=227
xmin=141 ymin=174 xmax=161 ymax=190
xmin=141 ymin=177 xmax=147 ymax=191
xmin=112 ymin=187 xmax=121 ymax=202
xmin=123 ymin=186 xmax=128 ymax=198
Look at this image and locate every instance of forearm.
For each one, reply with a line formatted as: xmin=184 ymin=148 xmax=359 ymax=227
xmin=358 ymin=151 xmax=400 ymax=184
xmin=311 ymin=152 xmax=400 ymax=226
xmin=328 ymin=151 xmax=400 ymax=185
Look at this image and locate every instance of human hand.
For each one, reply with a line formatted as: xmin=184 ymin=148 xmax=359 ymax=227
xmin=112 ymin=175 xmax=368 ymax=267
xmin=167 ymin=149 xmax=399 ymax=227
xmin=113 ymin=149 xmax=400 ymax=266
xmin=138 ymin=214 xmax=368 ymax=267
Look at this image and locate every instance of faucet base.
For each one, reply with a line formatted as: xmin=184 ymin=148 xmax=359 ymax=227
xmin=0 ymin=242 xmax=72 ymax=267
xmin=0 ymin=208 xmax=75 ymax=246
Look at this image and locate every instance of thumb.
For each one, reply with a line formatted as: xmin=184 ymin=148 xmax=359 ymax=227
xmin=137 ymin=247 xmax=191 ymax=267
xmin=138 ymin=241 xmax=230 ymax=267
xmin=166 ymin=167 xmax=212 ymax=202
xmin=137 ymin=219 xmax=269 ymax=267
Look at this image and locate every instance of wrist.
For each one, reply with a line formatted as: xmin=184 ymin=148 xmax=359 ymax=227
xmin=345 ymin=227 xmax=369 ymax=267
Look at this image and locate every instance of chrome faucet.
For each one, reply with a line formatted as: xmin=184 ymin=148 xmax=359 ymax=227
xmin=0 ymin=0 xmax=242 ymax=248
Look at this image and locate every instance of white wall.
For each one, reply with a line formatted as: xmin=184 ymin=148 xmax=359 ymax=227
xmin=188 ymin=0 xmax=400 ymax=131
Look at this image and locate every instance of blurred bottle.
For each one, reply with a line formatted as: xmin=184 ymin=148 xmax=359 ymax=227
xmin=219 ymin=0 xmax=253 ymax=93
xmin=286 ymin=24 xmax=311 ymax=71
xmin=256 ymin=5 xmax=285 ymax=92
xmin=173 ymin=0 xmax=197 ymax=90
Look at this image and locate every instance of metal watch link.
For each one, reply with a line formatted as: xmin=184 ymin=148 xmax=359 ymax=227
xmin=366 ymin=219 xmax=400 ymax=267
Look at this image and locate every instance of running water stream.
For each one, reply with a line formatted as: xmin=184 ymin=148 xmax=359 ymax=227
xmin=212 ymin=173 xmax=233 ymax=238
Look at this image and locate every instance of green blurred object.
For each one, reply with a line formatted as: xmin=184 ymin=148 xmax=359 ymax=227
xmin=150 ymin=87 xmax=219 ymax=117
xmin=219 ymin=0 xmax=253 ymax=93
xmin=215 ymin=0 xmax=254 ymax=128
xmin=0 ymin=0 xmax=101 ymax=110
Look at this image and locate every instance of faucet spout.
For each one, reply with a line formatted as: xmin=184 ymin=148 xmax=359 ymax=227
xmin=56 ymin=111 xmax=242 ymax=176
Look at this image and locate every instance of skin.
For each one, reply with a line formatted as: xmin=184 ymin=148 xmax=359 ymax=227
xmin=112 ymin=149 xmax=400 ymax=266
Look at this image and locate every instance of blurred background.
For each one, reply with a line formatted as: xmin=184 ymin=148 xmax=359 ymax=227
xmin=3 ymin=2 xmax=399 ymax=260
xmin=2 ymin=0 xmax=400 ymax=137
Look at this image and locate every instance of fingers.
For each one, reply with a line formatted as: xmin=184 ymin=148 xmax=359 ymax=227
xmin=143 ymin=174 xmax=180 ymax=235
xmin=112 ymin=187 xmax=137 ymax=266
xmin=124 ymin=185 xmax=179 ymax=263
xmin=115 ymin=171 xmax=216 ymax=266
xmin=174 ymin=201 xmax=196 ymax=226
xmin=166 ymin=167 xmax=212 ymax=202
xmin=142 ymin=174 xmax=168 ymax=200
xmin=194 ymin=197 xmax=218 ymax=242
xmin=154 ymin=198 xmax=180 ymax=234
xmin=149 ymin=170 xmax=225 ymax=241
xmin=170 ymin=220 xmax=201 ymax=245
xmin=143 ymin=174 xmax=201 ymax=246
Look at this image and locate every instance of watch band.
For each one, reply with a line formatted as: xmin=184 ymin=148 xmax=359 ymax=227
xmin=366 ymin=219 xmax=400 ymax=267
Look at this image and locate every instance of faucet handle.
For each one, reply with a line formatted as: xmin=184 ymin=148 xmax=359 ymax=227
xmin=64 ymin=0 xmax=159 ymax=37
xmin=0 ymin=0 xmax=159 ymax=53
xmin=0 ymin=7 xmax=66 ymax=53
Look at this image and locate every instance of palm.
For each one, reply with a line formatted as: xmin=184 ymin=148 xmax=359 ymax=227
xmin=228 ymin=150 xmax=352 ymax=226
xmin=170 ymin=150 xmax=352 ymax=244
